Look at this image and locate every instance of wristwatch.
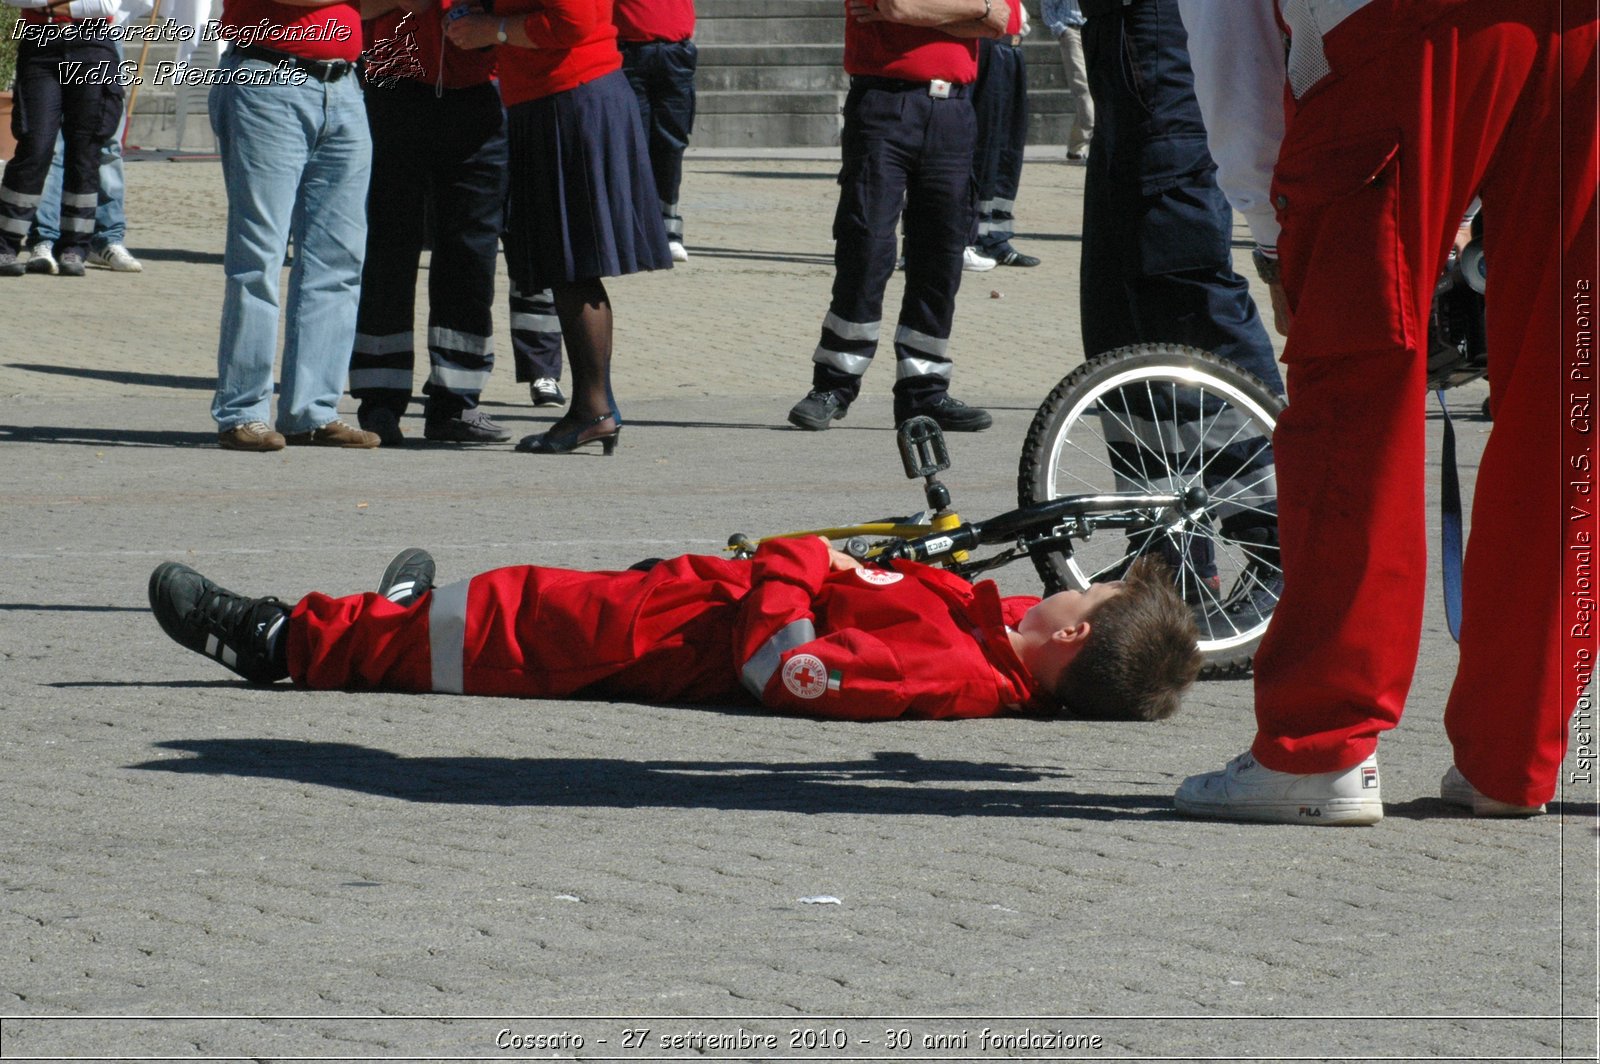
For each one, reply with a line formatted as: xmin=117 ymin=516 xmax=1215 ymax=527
xmin=495 ymin=17 xmax=508 ymax=43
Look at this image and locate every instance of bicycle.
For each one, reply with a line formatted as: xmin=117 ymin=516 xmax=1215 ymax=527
xmin=730 ymin=343 xmax=1285 ymax=678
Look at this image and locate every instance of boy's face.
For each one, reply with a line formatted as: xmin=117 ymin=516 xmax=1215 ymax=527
xmin=1019 ymin=581 xmax=1125 ymax=639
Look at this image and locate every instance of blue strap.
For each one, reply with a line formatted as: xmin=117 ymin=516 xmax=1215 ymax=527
xmin=1437 ymin=389 xmax=1464 ymax=642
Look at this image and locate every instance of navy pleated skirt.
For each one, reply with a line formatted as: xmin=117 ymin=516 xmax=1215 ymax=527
xmin=504 ymin=68 xmax=674 ymax=291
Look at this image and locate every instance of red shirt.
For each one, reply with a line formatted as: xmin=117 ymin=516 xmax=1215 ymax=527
xmin=219 ymin=0 xmax=363 ymax=62
xmin=612 ymin=0 xmax=694 ymax=43
xmin=363 ymin=7 xmax=495 ymax=89
xmin=843 ymin=3 xmax=979 ymax=84
xmin=493 ymin=0 xmax=621 ymax=106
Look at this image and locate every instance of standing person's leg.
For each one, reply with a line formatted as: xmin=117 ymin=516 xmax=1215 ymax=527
xmin=0 ymin=42 xmax=68 ymax=274
xmin=1060 ymin=25 xmax=1093 ymax=158
xmin=1445 ymin=6 xmax=1597 ymax=808
xmin=88 ymin=40 xmax=138 ymax=270
xmin=976 ymin=42 xmax=1034 ymax=265
xmin=969 ymin=37 xmax=1004 ymax=259
xmin=789 ymin=82 xmax=913 ymax=429
xmin=422 ymin=84 xmax=510 ymax=443
xmin=351 ymin=85 xmax=428 ymax=443
xmin=510 ymin=284 xmax=566 ymax=403
xmin=1176 ymin=7 xmax=1554 ymax=824
xmin=210 ymin=58 xmax=313 ymax=443
xmin=277 ymin=72 xmax=375 ymax=443
xmin=652 ymin=37 xmax=697 ymax=256
xmin=895 ymin=90 xmax=990 ymax=431
xmin=24 ymin=134 xmax=64 ymax=273
xmin=1078 ymin=6 xmax=1142 ymax=355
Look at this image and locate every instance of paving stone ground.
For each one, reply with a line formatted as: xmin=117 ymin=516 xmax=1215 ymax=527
xmin=0 ymin=152 xmax=1594 ymax=1063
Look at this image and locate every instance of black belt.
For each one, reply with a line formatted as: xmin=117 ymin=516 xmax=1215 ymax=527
xmin=232 ymin=43 xmax=354 ymax=82
xmin=850 ymin=75 xmax=971 ymax=98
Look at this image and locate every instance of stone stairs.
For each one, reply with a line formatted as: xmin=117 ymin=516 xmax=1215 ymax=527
xmin=121 ymin=0 xmax=1079 ymax=153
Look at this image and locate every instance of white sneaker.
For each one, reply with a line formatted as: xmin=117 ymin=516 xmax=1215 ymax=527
xmin=668 ymin=240 xmax=689 ymax=263
xmin=1175 ymin=750 xmax=1383 ymax=826
xmin=1439 ymin=765 xmax=1546 ymax=817
xmin=962 ymin=246 xmax=996 ymax=272
xmin=88 ymin=243 xmax=143 ymax=272
xmin=25 ymin=240 xmax=57 ymax=275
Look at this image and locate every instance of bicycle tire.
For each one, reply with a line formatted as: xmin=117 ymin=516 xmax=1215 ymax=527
xmin=1018 ymin=344 xmax=1285 ymax=679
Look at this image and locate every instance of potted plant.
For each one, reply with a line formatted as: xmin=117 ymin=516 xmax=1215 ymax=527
xmin=0 ymin=5 xmax=18 ymax=163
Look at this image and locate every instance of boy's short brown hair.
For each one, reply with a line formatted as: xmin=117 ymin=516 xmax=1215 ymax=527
xmin=1052 ymin=556 xmax=1203 ymax=721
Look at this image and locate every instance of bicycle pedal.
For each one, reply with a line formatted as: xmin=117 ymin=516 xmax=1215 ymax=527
xmin=897 ymin=416 xmax=950 ymax=479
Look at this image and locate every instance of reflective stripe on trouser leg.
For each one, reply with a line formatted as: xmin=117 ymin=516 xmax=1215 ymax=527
xmin=427 ymin=577 xmax=471 ymax=694
xmin=741 ymin=618 xmax=817 ymax=698
xmin=812 ymin=311 xmax=880 ymax=384
xmin=350 ymin=331 xmax=416 ymax=395
xmin=893 ymin=326 xmax=955 ymax=383
xmin=509 ymin=284 xmax=563 ymax=381
xmin=427 ymin=326 xmax=494 ymax=398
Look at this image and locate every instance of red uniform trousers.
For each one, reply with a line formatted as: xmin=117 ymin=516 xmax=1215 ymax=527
xmin=1251 ymin=0 xmax=1598 ymax=807
xmin=285 ymin=540 xmax=1043 ymax=721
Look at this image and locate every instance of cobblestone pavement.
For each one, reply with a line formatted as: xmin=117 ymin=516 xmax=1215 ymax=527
xmin=0 ymin=153 xmax=1594 ymax=1062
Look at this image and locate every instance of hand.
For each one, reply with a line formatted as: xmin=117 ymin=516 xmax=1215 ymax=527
xmin=1269 ymin=281 xmax=1292 ymax=337
xmin=444 ymin=11 xmax=499 ymax=48
xmin=984 ymin=0 xmax=1012 ymax=36
xmin=847 ymin=0 xmax=884 ymax=22
xmin=828 ymin=548 xmax=864 ymax=572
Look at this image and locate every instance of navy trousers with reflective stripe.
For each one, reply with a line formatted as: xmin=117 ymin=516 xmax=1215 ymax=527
xmin=812 ymin=80 xmax=976 ymax=410
xmin=509 ymin=283 xmax=564 ymax=383
xmin=350 ymin=80 xmax=507 ymax=416
xmin=971 ymin=37 xmax=1029 ymax=255
xmin=0 ymin=35 xmax=118 ymax=257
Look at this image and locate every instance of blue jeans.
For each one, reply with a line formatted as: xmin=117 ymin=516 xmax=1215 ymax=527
xmin=209 ymin=53 xmax=371 ymax=433
xmin=31 ymin=42 xmax=127 ymax=249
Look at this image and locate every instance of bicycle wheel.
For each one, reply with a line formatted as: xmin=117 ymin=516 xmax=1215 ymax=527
xmin=1018 ymin=344 xmax=1285 ymax=678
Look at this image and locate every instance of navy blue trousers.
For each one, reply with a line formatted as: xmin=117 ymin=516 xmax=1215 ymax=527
xmin=1079 ymin=0 xmax=1281 ymax=393
xmin=971 ymin=36 xmax=1028 ymax=255
xmin=620 ymin=37 xmax=697 ymax=244
xmin=812 ymin=78 xmax=977 ymax=411
xmin=349 ymin=80 xmax=507 ymax=417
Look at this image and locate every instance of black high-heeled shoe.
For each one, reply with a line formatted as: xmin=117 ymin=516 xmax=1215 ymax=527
xmin=514 ymin=412 xmax=621 ymax=455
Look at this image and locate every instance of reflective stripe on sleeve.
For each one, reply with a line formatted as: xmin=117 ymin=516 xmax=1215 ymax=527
xmin=740 ymin=618 xmax=817 ymax=698
xmin=428 ymin=578 xmax=471 ymax=694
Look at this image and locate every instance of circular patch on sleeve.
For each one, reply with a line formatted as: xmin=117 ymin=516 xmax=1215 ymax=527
xmin=854 ymin=568 xmax=903 ymax=586
xmin=781 ymin=654 xmax=829 ymax=699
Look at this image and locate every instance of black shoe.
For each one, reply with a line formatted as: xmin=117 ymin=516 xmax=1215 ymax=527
xmin=148 ymin=562 xmax=289 ymax=684
xmin=56 ymin=249 xmax=87 ymax=276
xmin=424 ymin=407 xmax=511 ymax=443
xmin=788 ymin=389 xmax=849 ymax=431
xmin=515 ymin=411 xmax=622 ymax=455
xmin=896 ymin=394 xmax=992 ymax=432
xmin=357 ymin=406 xmax=406 ymax=447
xmin=379 ymin=547 xmax=435 ymax=607
xmin=992 ymin=245 xmax=1041 ymax=268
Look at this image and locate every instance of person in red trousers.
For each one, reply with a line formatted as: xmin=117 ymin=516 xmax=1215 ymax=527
xmin=1172 ymin=0 xmax=1598 ymax=824
xmin=147 ymin=543 xmax=1202 ymax=723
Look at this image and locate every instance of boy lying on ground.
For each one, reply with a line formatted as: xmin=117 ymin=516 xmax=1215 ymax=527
xmin=148 ymin=539 xmax=1201 ymax=722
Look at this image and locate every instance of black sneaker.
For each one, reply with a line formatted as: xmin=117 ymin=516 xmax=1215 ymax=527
xmin=147 ymin=562 xmax=289 ymax=684
xmin=56 ymin=249 xmax=86 ymax=277
xmin=896 ymin=394 xmax=992 ymax=432
xmin=0 ymin=250 xmax=24 ymax=277
xmin=424 ymin=407 xmax=511 ymax=443
xmin=992 ymin=245 xmax=1041 ymax=268
xmin=788 ymin=389 xmax=849 ymax=431
xmin=378 ymin=547 xmax=435 ymax=607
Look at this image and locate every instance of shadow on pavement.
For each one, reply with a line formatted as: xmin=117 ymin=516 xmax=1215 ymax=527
xmin=0 ymin=424 xmax=218 ymax=448
xmin=128 ymin=738 xmax=1179 ymax=820
xmin=7 ymin=363 xmax=217 ymax=390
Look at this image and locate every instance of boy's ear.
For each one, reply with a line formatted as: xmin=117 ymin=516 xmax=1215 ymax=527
xmin=1050 ymin=621 xmax=1091 ymax=646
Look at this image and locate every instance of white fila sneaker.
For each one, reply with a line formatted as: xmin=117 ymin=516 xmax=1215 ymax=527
xmin=1175 ymin=750 xmax=1383 ymax=826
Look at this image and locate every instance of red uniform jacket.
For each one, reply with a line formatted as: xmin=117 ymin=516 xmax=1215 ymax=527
xmin=288 ymin=538 xmax=1047 ymax=720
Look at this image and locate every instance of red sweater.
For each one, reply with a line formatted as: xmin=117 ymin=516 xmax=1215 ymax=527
xmin=219 ymin=0 xmax=363 ymax=62
xmin=843 ymin=2 xmax=979 ymax=84
xmin=363 ymin=8 xmax=495 ymax=90
xmin=290 ymin=538 xmax=1046 ymax=718
xmin=612 ymin=0 xmax=694 ymax=43
xmin=493 ymin=0 xmax=620 ymax=106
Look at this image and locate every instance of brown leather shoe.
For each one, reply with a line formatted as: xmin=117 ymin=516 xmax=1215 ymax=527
xmin=218 ymin=421 xmax=286 ymax=451
xmin=283 ymin=418 xmax=380 ymax=449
